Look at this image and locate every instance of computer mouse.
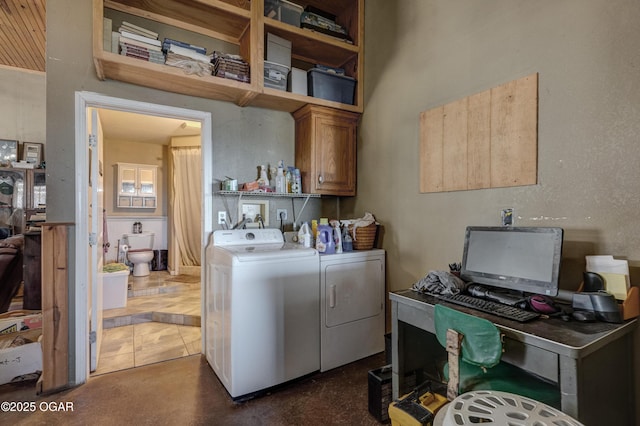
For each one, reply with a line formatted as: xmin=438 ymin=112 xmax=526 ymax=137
xmin=572 ymin=310 xmax=596 ymax=322
xmin=528 ymin=294 xmax=559 ymax=314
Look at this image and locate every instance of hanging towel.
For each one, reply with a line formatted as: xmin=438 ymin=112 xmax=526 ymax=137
xmin=103 ymin=209 xmax=110 ymax=254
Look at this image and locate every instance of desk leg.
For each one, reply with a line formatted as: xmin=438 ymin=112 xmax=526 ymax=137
xmin=559 ymin=355 xmax=579 ymax=418
xmin=391 ymin=299 xmax=401 ymax=400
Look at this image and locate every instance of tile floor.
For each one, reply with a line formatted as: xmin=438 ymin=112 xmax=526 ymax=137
xmin=93 ymin=269 xmax=202 ymax=376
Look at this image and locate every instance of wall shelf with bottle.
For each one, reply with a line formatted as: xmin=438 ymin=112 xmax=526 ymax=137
xmin=92 ymin=0 xmax=364 ymax=113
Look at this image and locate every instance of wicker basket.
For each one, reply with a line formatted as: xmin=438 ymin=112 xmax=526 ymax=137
xmin=349 ymin=223 xmax=377 ymax=250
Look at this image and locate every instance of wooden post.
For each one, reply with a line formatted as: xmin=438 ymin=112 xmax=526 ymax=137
xmin=38 ymin=223 xmax=73 ymax=394
xmin=446 ymin=329 xmax=463 ymax=401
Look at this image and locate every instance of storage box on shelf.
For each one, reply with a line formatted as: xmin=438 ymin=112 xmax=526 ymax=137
xmin=264 ymin=61 xmax=289 ymax=91
xmin=93 ymin=0 xmax=364 ymax=113
xmin=308 ymin=68 xmax=356 ymax=105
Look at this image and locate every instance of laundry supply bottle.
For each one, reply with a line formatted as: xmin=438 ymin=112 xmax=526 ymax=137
xmin=332 ymin=221 xmax=343 ymax=254
xmin=342 ymin=227 xmax=353 ymax=252
xmin=316 ymin=218 xmax=335 ymax=254
xmin=275 ymin=163 xmax=287 ymax=193
xmin=298 ymin=222 xmax=312 ymax=248
xmin=294 ymin=168 xmax=302 ymax=194
xmin=311 ymin=219 xmax=318 ymax=247
xmin=258 ymin=165 xmax=269 ymax=188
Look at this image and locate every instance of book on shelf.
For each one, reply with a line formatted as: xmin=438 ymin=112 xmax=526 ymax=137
xmin=119 ymin=35 xmax=162 ymax=51
xmin=119 ymin=20 xmax=159 ymax=39
xmin=103 ymin=17 xmax=112 ymax=52
xmin=166 ymin=44 xmax=210 ymax=63
xmin=111 ymin=32 xmax=120 ymax=54
xmin=118 ymin=30 xmax=161 ymax=47
xmin=162 ymin=38 xmax=206 ymax=55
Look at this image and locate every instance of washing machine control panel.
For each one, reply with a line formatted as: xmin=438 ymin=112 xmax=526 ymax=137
xmin=213 ymin=229 xmax=284 ymax=246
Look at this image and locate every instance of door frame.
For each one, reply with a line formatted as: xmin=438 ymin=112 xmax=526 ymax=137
xmin=74 ymin=91 xmax=213 ymax=385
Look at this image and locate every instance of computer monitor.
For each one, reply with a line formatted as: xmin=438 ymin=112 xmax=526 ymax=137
xmin=460 ymin=226 xmax=563 ymax=296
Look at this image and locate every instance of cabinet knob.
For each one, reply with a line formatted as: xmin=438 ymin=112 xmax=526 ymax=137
xmin=318 ymin=175 xmax=324 ymax=184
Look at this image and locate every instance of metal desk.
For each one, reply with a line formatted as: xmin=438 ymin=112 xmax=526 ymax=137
xmin=390 ymin=289 xmax=637 ymax=425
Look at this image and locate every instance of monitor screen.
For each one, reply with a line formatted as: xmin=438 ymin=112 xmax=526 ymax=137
xmin=460 ymin=226 xmax=563 ymax=296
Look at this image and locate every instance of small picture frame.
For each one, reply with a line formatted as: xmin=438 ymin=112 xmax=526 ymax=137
xmin=0 ymin=139 xmax=18 ymax=166
xmin=22 ymin=142 xmax=43 ymax=165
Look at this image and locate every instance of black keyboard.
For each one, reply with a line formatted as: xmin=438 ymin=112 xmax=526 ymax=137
xmin=437 ymin=293 xmax=540 ymax=322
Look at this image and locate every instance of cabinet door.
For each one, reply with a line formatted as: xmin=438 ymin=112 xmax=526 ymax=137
xmin=294 ymin=105 xmax=360 ymax=196
xmin=118 ymin=165 xmax=137 ymax=196
xmin=313 ymin=112 xmax=357 ymax=195
xmin=137 ymin=166 xmax=157 ymax=196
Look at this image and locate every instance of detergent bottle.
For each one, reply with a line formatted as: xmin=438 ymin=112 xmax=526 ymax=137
xmin=298 ymin=222 xmax=312 ymax=248
xmin=315 ymin=218 xmax=335 ymax=254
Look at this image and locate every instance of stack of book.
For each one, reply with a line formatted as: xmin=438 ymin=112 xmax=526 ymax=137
xmin=212 ymin=52 xmax=250 ymax=83
xmin=117 ymin=21 xmax=164 ymax=64
xmin=164 ymin=38 xmax=212 ymax=75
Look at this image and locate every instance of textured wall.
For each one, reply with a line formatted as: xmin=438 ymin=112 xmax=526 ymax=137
xmin=350 ymin=0 xmax=640 ymax=422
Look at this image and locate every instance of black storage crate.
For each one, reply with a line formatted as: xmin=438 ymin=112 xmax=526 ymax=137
xmin=368 ymin=365 xmax=393 ymax=423
xmin=307 ymin=69 xmax=356 ymax=105
xmin=151 ymin=249 xmax=168 ymax=271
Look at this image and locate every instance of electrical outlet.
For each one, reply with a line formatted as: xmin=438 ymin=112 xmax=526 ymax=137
xmin=218 ymin=211 xmax=227 ymax=225
xmin=501 ymin=208 xmax=514 ymax=226
xmin=277 ymin=209 xmax=288 ymax=221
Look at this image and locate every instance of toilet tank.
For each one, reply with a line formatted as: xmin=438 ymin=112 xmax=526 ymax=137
xmin=124 ymin=232 xmax=155 ymax=250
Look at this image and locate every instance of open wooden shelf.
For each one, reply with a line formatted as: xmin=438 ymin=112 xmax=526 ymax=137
xmin=93 ymin=0 xmax=364 ymax=113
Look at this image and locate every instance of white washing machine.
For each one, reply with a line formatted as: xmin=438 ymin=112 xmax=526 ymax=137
xmin=320 ymin=249 xmax=386 ymax=372
xmin=205 ymin=228 xmax=320 ymax=400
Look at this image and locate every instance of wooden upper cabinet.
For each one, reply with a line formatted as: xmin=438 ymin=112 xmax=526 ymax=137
xmin=92 ymin=0 xmax=364 ymax=113
xmin=294 ymin=105 xmax=359 ymax=196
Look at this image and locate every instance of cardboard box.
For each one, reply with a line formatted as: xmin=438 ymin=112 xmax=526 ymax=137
xmin=288 ymin=67 xmax=307 ymax=95
xmin=0 ymin=328 xmax=42 ymax=384
xmin=0 ymin=312 xmax=43 ymax=335
xmin=266 ymin=33 xmax=291 ymax=69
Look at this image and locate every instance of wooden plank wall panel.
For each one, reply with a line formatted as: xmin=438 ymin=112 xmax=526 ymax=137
xmin=38 ymin=224 xmax=72 ymax=394
xmin=467 ymin=90 xmax=492 ymax=189
xmin=490 ymin=74 xmax=538 ymax=188
xmin=419 ymin=107 xmax=444 ymax=193
xmin=442 ymin=98 xmax=469 ymax=192
xmin=419 ymin=73 xmax=538 ymax=193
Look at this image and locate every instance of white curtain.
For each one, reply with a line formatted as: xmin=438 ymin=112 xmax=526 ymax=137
xmin=171 ymin=146 xmax=202 ymax=266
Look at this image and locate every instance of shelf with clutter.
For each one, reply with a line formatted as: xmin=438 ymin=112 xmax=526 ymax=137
xmin=93 ymin=0 xmax=364 ymax=113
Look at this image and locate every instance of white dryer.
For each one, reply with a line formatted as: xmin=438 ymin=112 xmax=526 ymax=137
xmin=320 ymin=249 xmax=386 ymax=371
xmin=205 ymin=229 xmax=320 ymax=399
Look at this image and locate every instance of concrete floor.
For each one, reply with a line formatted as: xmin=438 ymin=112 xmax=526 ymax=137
xmin=0 ymin=352 xmax=387 ymax=425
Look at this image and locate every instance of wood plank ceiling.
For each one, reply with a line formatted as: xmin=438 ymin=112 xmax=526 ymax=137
xmin=0 ymin=0 xmax=46 ymax=72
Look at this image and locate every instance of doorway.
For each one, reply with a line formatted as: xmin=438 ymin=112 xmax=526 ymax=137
xmin=74 ymin=92 xmax=213 ymax=385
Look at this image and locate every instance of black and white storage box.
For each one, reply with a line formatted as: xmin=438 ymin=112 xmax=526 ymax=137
xmin=264 ymin=60 xmax=290 ymax=91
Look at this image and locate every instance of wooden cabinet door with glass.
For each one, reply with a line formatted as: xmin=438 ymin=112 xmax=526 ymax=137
xmin=116 ymin=163 xmax=157 ymax=208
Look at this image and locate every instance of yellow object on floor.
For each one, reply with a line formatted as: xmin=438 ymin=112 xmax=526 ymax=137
xmin=388 ymin=389 xmax=448 ymax=426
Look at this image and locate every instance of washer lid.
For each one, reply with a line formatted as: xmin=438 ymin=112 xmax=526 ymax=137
xmin=222 ymin=242 xmax=317 ymax=261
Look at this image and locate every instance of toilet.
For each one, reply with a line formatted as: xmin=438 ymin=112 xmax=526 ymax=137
xmin=124 ymin=232 xmax=155 ymax=277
